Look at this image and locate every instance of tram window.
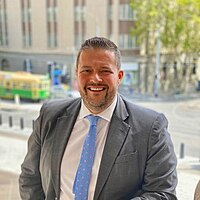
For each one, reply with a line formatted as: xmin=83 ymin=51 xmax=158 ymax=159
xmin=22 ymin=84 xmax=26 ymax=90
xmin=6 ymin=89 xmax=11 ymax=93
xmin=22 ymin=83 xmax=31 ymax=90
xmin=6 ymin=82 xmax=10 ymax=87
xmin=13 ymin=81 xmax=19 ymax=88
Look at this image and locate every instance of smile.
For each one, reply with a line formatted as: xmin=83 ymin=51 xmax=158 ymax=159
xmin=87 ymin=86 xmax=106 ymax=91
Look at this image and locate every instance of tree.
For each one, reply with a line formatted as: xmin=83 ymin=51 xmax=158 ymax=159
xmin=130 ymin=0 xmax=200 ymax=57
xmin=130 ymin=0 xmax=200 ymax=93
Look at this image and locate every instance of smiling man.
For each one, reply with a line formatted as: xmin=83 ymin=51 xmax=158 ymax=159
xmin=19 ymin=37 xmax=178 ymax=200
xmin=76 ymin=46 xmax=123 ymax=114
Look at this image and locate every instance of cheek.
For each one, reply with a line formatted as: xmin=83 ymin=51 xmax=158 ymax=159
xmin=77 ymin=76 xmax=88 ymax=89
xmin=106 ymin=78 xmax=119 ymax=87
xmin=77 ymin=75 xmax=84 ymax=83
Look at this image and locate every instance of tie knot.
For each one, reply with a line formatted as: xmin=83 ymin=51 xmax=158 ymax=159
xmin=86 ymin=115 xmax=99 ymax=126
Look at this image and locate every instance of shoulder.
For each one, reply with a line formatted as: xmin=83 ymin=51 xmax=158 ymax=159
xmin=42 ymin=97 xmax=80 ymax=108
xmin=119 ymin=95 xmax=160 ymax=117
xmin=119 ymin=95 xmax=168 ymax=126
xmin=40 ymin=97 xmax=81 ymax=119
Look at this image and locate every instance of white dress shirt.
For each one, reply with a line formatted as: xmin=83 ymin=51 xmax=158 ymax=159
xmin=60 ymin=96 xmax=117 ymax=200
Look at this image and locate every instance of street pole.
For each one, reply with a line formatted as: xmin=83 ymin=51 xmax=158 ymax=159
xmin=70 ymin=47 xmax=77 ymax=91
xmin=154 ymin=29 xmax=161 ymax=97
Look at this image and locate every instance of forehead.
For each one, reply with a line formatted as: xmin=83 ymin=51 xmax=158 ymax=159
xmin=79 ymin=48 xmax=116 ymax=63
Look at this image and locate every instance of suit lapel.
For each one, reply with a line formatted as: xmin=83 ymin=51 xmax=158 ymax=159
xmin=51 ymin=99 xmax=81 ymax=197
xmin=94 ymin=95 xmax=130 ymax=200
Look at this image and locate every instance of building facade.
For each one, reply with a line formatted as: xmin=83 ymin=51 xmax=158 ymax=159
xmin=0 ymin=0 xmax=142 ymax=90
xmin=1 ymin=0 xmax=199 ymax=95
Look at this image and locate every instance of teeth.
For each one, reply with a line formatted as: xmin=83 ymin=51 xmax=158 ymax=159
xmin=90 ymin=88 xmax=103 ymax=91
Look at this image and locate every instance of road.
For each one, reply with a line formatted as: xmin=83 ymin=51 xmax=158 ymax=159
xmin=0 ymin=97 xmax=200 ymax=158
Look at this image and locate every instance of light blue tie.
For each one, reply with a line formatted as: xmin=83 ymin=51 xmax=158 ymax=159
xmin=73 ymin=115 xmax=99 ymax=200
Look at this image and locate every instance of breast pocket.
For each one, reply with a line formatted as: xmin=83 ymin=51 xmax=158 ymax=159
xmin=115 ymin=151 xmax=138 ymax=164
xmin=105 ymin=151 xmax=140 ymax=198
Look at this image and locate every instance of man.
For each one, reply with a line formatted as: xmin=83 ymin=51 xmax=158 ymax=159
xmin=19 ymin=37 xmax=177 ymax=200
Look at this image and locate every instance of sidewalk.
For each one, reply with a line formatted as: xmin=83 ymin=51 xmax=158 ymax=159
xmin=0 ymin=171 xmax=20 ymax=200
xmin=177 ymin=157 xmax=200 ymax=200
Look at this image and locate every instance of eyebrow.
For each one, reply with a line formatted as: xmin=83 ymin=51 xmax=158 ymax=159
xmin=80 ymin=65 xmax=92 ymax=69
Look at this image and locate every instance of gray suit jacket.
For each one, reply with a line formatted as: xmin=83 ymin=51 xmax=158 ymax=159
xmin=19 ymin=95 xmax=177 ymax=200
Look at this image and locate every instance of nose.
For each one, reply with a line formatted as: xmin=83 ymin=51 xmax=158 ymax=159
xmin=92 ymin=72 xmax=102 ymax=82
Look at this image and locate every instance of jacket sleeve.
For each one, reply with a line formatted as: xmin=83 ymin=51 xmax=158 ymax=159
xmin=19 ymin=104 xmax=46 ymax=200
xmin=132 ymin=113 xmax=178 ymax=200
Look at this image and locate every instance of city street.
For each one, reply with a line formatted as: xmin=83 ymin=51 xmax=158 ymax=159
xmin=0 ymin=96 xmax=200 ymax=200
xmin=1 ymin=0 xmax=200 ymax=199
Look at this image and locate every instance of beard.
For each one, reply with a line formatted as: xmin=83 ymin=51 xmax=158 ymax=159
xmin=80 ymin=86 xmax=116 ymax=113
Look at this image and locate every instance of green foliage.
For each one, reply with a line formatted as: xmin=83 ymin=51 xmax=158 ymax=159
xmin=130 ymin=0 xmax=200 ymax=55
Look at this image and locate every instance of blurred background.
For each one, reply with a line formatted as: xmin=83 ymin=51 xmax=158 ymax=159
xmin=0 ymin=0 xmax=200 ymax=199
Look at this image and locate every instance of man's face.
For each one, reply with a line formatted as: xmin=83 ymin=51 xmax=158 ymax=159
xmin=76 ymin=48 xmax=124 ymax=114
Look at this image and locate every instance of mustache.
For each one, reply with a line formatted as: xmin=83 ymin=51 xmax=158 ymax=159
xmin=86 ymin=83 xmax=108 ymax=87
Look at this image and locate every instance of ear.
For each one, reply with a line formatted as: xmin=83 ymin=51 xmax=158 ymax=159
xmin=118 ymin=70 xmax=124 ymax=83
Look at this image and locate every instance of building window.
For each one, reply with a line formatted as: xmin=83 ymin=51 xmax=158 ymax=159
xmin=119 ymin=4 xmax=136 ymax=21
xmin=23 ymin=59 xmax=33 ymax=72
xmin=1 ymin=58 xmax=10 ymax=70
xmin=119 ymin=34 xmax=137 ymax=49
xmin=74 ymin=34 xmax=84 ymax=48
xmin=0 ymin=0 xmax=8 ymax=46
xmin=21 ymin=0 xmax=32 ymax=47
xmin=74 ymin=0 xmax=85 ymax=49
xmin=74 ymin=5 xmax=85 ymax=22
xmin=46 ymin=0 xmax=58 ymax=48
xmin=108 ymin=4 xmax=113 ymax=21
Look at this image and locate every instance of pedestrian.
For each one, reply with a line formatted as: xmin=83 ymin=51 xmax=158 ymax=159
xmin=19 ymin=37 xmax=178 ymax=200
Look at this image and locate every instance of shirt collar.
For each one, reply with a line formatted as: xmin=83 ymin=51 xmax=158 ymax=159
xmin=79 ymin=95 xmax=117 ymax=122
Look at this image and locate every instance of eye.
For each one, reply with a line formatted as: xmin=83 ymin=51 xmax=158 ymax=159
xmin=80 ymin=69 xmax=92 ymax=74
xmin=100 ymin=69 xmax=113 ymax=74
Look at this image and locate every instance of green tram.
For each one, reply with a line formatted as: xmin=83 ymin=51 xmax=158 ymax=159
xmin=0 ymin=71 xmax=50 ymax=101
